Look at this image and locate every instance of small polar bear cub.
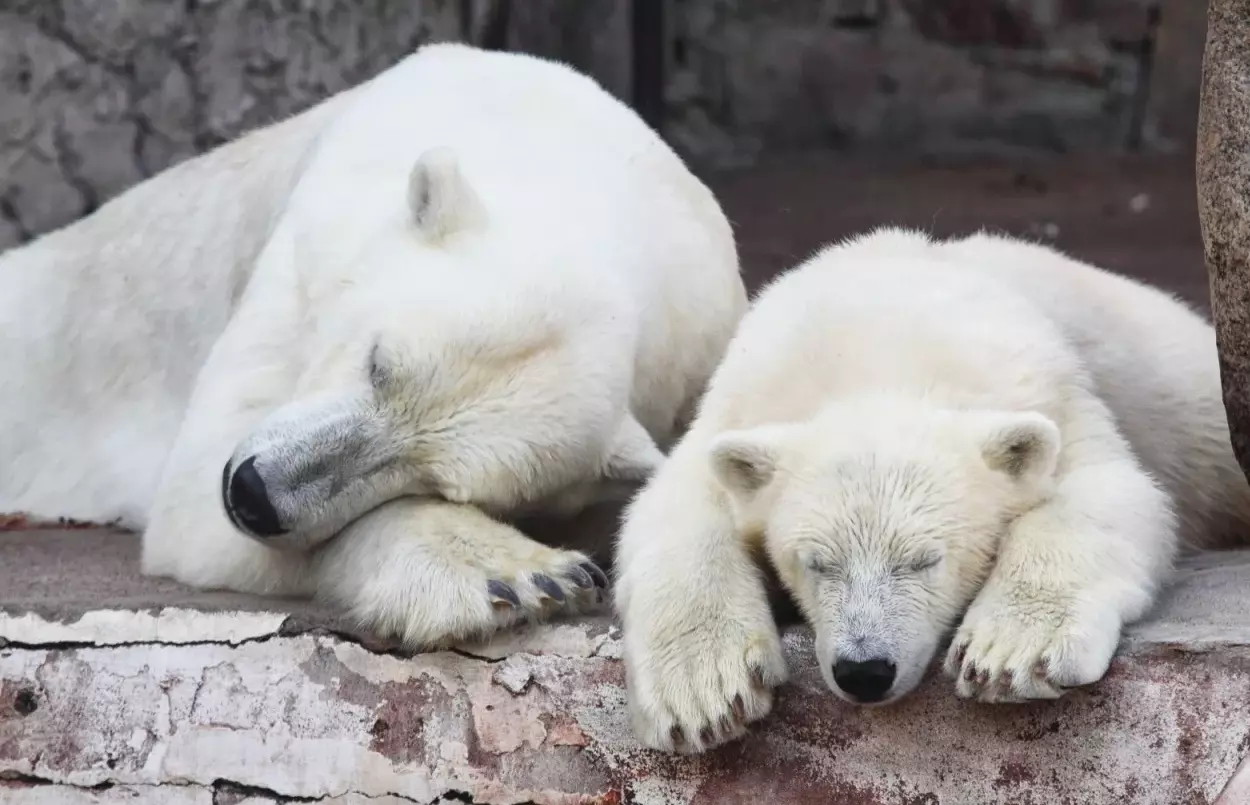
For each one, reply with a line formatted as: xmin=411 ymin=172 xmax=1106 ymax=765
xmin=614 ymin=227 xmax=1250 ymax=753
xmin=0 ymin=44 xmax=745 ymax=649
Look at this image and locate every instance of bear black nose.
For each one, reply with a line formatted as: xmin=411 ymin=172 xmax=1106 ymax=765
xmin=833 ymin=658 xmax=897 ymax=703
xmin=223 ymin=456 xmax=286 ymax=537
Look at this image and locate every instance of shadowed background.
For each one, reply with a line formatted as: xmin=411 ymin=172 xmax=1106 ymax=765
xmin=0 ymin=1 xmax=1208 ymax=295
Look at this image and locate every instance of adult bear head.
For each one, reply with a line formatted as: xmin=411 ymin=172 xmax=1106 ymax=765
xmin=220 ymin=147 xmax=663 ymax=549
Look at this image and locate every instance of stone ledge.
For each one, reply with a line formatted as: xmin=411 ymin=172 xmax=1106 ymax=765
xmin=2 ymin=531 xmax=1250 ymax=803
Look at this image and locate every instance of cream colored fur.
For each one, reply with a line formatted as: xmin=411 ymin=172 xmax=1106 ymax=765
xmin=614 ymin=227 xmax=1250 ymax=753
xmin=0 ymin=44 xmax=746 ymax=648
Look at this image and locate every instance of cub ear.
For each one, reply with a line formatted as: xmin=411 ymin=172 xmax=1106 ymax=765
xmin=602 ymin=415 xmax=665 ymax=483
xmin=709 ymin=425 xmax=791 ymax=502
xmin=975 ymin=411 xmax=1061 ymax=484
xmin=407 ymin=146 xmax=486 ymax=241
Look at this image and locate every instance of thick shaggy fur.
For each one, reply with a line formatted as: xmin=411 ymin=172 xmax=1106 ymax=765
xmin=614 ymin=227 xmax=1250 ymax=753
xmin=0 ymin=44 xmax=746 ymax=647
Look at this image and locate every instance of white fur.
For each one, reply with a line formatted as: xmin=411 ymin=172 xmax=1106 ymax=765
xmin=614 ymin=227 xmax=1250 ymax=753
xmin=0 ymin=44 xmax=746 ymax=647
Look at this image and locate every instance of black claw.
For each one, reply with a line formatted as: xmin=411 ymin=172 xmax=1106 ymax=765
xmin=564 ymin=564 xmax=595 ymax=589
xmin=487 ymin=580 xmax=521 ymax=608
xmin=579 ymin=561 xmax=610 ymax=589
xmin=531 ymin=573 xmax=567 ymax=603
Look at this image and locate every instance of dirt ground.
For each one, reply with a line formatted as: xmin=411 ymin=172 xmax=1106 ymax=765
xmin=710 ymin=151 xmax=1208 ymax=309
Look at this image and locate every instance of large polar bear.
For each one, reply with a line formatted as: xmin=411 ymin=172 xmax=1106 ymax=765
xmin=0 ymin=44 xmax=746 ymax=647
xmin=614 ymin=227 xmax=1250 ymax=753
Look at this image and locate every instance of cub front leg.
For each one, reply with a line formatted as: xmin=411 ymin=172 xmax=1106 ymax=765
xmin=946 ymin=401 xmax=1177 ymax=702
xmin=313 ymin=498 xmax=609 ymax=648
xmin=614 ymin=442 xmax=788 ymax=755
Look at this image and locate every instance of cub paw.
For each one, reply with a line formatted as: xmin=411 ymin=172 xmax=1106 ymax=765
xmin=623 ymin=600 xmax=787 ymax=754
xmin=944 ymin=584 xmax=1122 ymax=702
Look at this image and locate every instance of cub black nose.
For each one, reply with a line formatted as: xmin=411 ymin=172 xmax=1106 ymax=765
xmin=223 ymin=456 xmax=286 ymax=537
xmin=833 ymin=658 xmax=897 ymax=703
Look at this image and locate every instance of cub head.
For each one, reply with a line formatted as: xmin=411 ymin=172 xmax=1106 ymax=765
xmin=708 ymin=399 xmax=1060 ymax=705
xmin=220 ymin=147 xmax=662 ymax=549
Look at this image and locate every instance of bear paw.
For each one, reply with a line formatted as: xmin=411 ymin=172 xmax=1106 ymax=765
xmin=390 ymin=549 xmax=608 ymax=649
xmin=944 ymin=584 xmax=1122 ymax=703
xmin=336 ymin=504 xmax=609 ymax=649
xmin=623 ymin=602 xmax=787 ymax=754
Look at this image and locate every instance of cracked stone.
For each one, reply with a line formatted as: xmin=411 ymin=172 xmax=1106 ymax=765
xmin=0 ymin=784 xmax=212 ymax=804
xmin=2 ymin=529 xmax=1250 ymax=803
xmin=491 ymin=657 xmax=535 ymax=696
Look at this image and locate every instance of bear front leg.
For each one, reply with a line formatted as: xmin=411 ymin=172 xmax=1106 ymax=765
xmin=311 ymin=497 xmax=609 ymax=648
xmin=945 ymin=396 xmax=1177 ymax=702
xmin=614 ymin=442 xmax=788 ymax=754
xmin=142 ymin=238 xmax=319 ymax=597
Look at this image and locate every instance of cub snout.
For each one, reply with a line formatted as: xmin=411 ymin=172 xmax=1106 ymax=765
xmin=831 ymin=657 xmax=897 ymax=704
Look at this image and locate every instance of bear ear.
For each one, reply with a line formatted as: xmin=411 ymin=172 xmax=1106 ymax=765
xmin=407 ymin=147 xmax=486 ymax=241
xmin=709 ymin=426 xmax=791 ymax=501
xmin=602 ymin=415 xmax=665 ymax=483
xmin=975 ymin=411 xmax=1061 ymax=484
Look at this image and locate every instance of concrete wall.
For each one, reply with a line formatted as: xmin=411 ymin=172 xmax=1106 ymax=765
xmin=0 ymin=0 xmax=1206 ymax=250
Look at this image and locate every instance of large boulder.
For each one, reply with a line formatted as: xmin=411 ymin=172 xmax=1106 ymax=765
xmin=1198 ymin=0 xmax=1250 ymax=488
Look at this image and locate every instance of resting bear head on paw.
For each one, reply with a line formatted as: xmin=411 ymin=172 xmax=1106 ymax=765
xmin=220 ymin=147 xmax=663 ymax=550
xmin=708 ymin=397 xmax=1060 ymax=705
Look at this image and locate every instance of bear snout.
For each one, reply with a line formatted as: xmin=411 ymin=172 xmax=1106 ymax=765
xmin=222 ymin=456 xmax=288 ymax=539
xmin=832 ymin=657 xmax=897 ymax=704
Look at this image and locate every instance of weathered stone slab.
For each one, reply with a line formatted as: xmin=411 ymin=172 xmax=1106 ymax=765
xmin=2 ymin=530 xmax=1249 ymax=804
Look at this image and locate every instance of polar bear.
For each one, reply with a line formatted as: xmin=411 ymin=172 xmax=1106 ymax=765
xmin=614 ymin=227 xmax=1250 ymax=753
xmin=0 ymin=43 xmax=746 ymax=647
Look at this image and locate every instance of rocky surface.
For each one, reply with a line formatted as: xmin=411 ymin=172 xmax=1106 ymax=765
xmin=1198 ymin=0 xmax=1250 ymax=488
xmin=0 ymin=0 xmax=646 ymax=252
xmin=0 ymin=1 xmax=1210 ymax=250
xmin=662 ymin=0 xmax=1199 ymax=166
xmin=2 ymin=529 xmax=1250 ymax=804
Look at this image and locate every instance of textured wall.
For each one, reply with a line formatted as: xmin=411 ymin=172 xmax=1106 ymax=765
xmin=0 ymin=0 xmax=1207 ymax=251
xmin=0 ymin=0 xmax=642 ymax=251
xmin=664 ymin=0 xmax=1199 ymax=166
xmin=0 ymin=0 xmax=477 ymax=248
